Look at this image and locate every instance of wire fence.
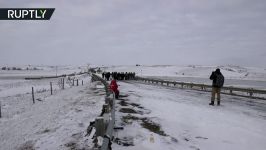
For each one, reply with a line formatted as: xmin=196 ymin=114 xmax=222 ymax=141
xmin=0 ymin=74 xmax=89 ymax=119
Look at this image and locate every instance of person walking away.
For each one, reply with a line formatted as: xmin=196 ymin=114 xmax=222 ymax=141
xmin=102 ymin=72 xmax=105 ymax=79
xmin=110 ymin=79 xmax=119 ymax=99
xmin=209 ymin=68 xmax=224 ymax=106
xmin=105 ymin=72 xmax=111 ymax=81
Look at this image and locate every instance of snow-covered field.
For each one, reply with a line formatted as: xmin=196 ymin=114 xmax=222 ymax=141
xmin=0 ymin=68 xmax=104 ymax=150
xmin=0 ymin=65 xmax=88 ymax=79
xmin=113 ymin=81 xmax=266 ymax=150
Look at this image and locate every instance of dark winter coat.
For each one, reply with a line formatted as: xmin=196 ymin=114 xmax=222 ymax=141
xmin=210 ymin=70 xmax=224 ymax=88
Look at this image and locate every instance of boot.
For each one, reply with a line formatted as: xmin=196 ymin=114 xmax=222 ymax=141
xmin=209 ymin=101 xmax=214 ymax=106
xmin=217 ymin=101 xmax=220 ymax=106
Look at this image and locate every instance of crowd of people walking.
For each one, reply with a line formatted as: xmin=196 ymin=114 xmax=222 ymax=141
xmin=102 ymin=72 xmax=135 ymax=81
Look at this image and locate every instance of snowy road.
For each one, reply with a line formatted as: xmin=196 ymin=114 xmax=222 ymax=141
xmin=113 ymin=81 xmax=266 ymax=150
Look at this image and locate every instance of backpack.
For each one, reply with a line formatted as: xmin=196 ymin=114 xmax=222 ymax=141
xmin=216 ymin=74 xmax=224 ymax=88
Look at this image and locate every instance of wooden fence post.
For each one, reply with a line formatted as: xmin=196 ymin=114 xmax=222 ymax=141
xmin=249 ymin=88 xmax=253 ymax=97
xmin=82 ymin=80 xmax=83 ymax=85
xmin=73 ymin=79 xmax=75 ymax=86
xmin=62 ymin=78 xmax=64 ymax=89
xmin=32 ymin=87 xmax=35 ymax=104
xmin=50 ymin=82 xmax=53 ymax=95
xmin=77 ymin=79 xmax=79 ymax=86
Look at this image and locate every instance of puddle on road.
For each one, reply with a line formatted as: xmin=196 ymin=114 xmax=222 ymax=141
xmin=121 ymin=114 xmax=139 ymax=124
xmin=119 ymin=108 xmax=138 ymax=114
xmin=141 ymin=118 xmax=167 ymax=136
xmin=121 ymin=115 xmax=167 ymax=136
xmin=118 ymin=100 xmax=129 ymax=106
xmin=117 ymin=99 xmax=144 ymax=109
xmin=119 ymin=94 xmax=129 ymax=98
xmin=130 ymin=103 xmax=144 ymax=109
xmin=114 ymin=137 xmax=134 ymax=146
xmin=64 ymin=141 xmax=78 ymax=149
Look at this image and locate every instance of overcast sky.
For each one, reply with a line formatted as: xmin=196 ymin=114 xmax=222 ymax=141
xmin=1 ymin=0 xmax=266 ymax=67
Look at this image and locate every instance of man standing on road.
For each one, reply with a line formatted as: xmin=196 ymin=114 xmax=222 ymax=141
xmin=209 ymin=68 xmax=224 ymax=106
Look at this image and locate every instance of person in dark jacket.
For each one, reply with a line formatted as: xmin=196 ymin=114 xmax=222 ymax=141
xmin=102 ymin=72 xmax=105 ymax=79
xmin=105 ymin=72 xmax=111 ymax=81
xmin=209 ymin=68 xmax=224 ymax=106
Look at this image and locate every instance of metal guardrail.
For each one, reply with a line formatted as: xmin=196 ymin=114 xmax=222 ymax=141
xmin=135 ymin=76 xmax=266 ymax=100
xmin=101 ymin=95 xmax=115 ymax=150
xmin=91 ymin=73 xmax=110 ymax=96
xmin=91 ymin=73 xmax=115 ymax=150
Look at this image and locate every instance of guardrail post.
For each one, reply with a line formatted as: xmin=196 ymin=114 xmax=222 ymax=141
xmin=181 ymin=83 xmax=184 ymax=89
xmin=249 ymin=92 xmax=253 ymax=97
xmin=77 ymin=79 xmax=79 ymax=86
xmin=103 ymin=104 xmax=110 ymax=113
xmin=167 ymin=82 xmax=169 ymax=86
xmin=62 ymin=78 xmax=65 ymax=89
xmin=95 ymin=117 xmax=105 ymax=137
xmin=249 ymin=88 xmax=253 ymax=97
xmin=32 ymin=87 xmax=35 ymax=104
xmin=105 ymin=97 xmax=113 ymax=108
xmin=82 ymin=80 xmax=84 ymax=85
